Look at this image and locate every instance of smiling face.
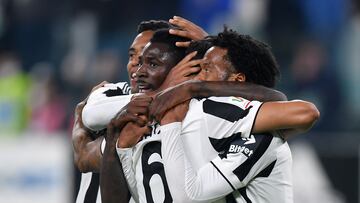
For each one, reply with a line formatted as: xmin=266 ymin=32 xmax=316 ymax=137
xmin=127 ymin=30 xmax=154 ymax=93
xmin=135 ymin=42 xmax=179 ymax=93
xmin=195 ymin=46 xmax=236 ymax=81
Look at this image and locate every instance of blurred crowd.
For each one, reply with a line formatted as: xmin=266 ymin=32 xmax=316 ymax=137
xmin=0 ymin=0 xmax=359 ymax=134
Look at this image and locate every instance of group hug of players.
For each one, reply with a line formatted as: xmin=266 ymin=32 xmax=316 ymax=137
xmin=72 ymin=16 xmax=320 ymax=203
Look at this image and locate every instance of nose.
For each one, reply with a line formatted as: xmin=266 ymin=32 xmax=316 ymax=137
xmin=135 ymin=63 xmax=147 ymax=78
xmin=130 ymin=56 xmax=140 ymax=68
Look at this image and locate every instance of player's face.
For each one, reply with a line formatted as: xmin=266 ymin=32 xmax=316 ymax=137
xmin=196 ymin=46 xmax=232 ymax=81
xmin=127 ymin=31 xmax=153 ymax=93
xmin=136 ymin=42 xmax=177 ymax=93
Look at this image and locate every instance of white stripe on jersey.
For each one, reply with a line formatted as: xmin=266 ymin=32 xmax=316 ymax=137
xmin=117 ymin=124 xmax=174 ymax=203
xmin=76 ymin=172 xmax=101 ymax=203
xmin=83 ymin=82 xmax=132 ymax=131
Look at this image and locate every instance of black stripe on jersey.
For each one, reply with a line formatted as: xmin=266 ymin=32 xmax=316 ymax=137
xmin=210 ymin=161 xmax=236 ymax=191
xmin=84 ymin=173 xmax=99 ymax=203
xmin=238 ymin=187 xmax=252 ymax=203
xmin=225 ymin=193 xmax=237 ymax=203
xmin=209 ymin=132 xmax=241 ymax=153
xmin=203 ymin=99 xmax=252 ymax=122
xmin=233 ymin=134 xmax=273 ymax=181
xmin=103 ymin=87 xmax=126 ymax=97
xmin=254 ymin=160 xmax=277 ymax=178
xmin=123 ymin=83 xmax=131 ymax=94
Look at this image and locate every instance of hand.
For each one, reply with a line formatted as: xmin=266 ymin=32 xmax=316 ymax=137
xmin=160 ymin=102 xmax=189 ymax=125
xmin=150 ymin=81 xmax=194 ymax=122
xmin=169 ymin=16 xmax=208 ymax=47
xmin=108 ymin=112 xmax=149 ymax=148
xmin=159 ymin=51 xmax=202 ymax=91
xmin=117 ymin=118 xmax=151 ymax=148
xmin=107 ymin=95 xmax=152 ymax=145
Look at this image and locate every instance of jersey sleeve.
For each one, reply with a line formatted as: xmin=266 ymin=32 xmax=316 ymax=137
xmin=161 ymin=122 xmax=233 ymax=202
xmin=116 ymin=144 xmax=139 ymax=202
xmin=202 ymin=97 xmax=263 ymax=141
xmin=160 ymin=122 xmax=207 ymax=203
xmin=82 ymin=82 xmax=132 ymax=131
xmin=210 ymin=133 xmax=279 ymax=190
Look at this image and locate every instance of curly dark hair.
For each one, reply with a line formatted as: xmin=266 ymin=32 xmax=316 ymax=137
xmin=137 ymin=20 xmax=177 ymax=34
xmin=150 ymin=28 xmax=191 ymax=64
xmin=213 ymin=27 xmax=280 ymax=87
xmin=186 ymin=37 xmax=214 ymax=60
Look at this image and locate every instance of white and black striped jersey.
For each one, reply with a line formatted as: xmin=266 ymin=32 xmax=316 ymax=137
xmin=117 ymin=122 xmax=174 ymax=203
xmin=82 ymin=81 xmax=173 ymax=203
xmin=160 ymin=97 xmax=293 ymax=203
xmin=82 ymin=82 xmax=132 ymax=131
xmin=76 ymin=82 xmax=130 ymax=203
xmin=75 ymin=139 xmax=106 ymax=203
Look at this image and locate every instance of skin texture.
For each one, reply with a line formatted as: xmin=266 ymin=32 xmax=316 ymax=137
xmin=72 ymin=81 xmax=108 ymax=173
xmin=169 ymin=16 xmax=208 ymax=47
xmin=127 ymin=31 xmax=153 ymax=92
xmin=100 ymin=96 xmax=151 ymax=203
xmin=136 ymin=42 xmax=180 ymax=93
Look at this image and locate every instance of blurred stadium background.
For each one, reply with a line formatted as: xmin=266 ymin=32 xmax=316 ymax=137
xmin=0 ymin=0 xmax=359 ymax=202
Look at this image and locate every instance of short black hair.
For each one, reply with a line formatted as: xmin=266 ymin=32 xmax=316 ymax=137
xmin=186 ymin=37 xmax=214 ymax=60
xmin=150 ymin=28 xmax=191 ymax=64
xmin=137 ymin=20 xmax=176 ymax=34
xmin=213 ymin=27 xmax=280 ymax=87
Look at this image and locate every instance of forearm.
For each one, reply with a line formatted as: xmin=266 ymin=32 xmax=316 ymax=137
xmin=73 ymin=133 xmax=104 ymax=173
xmin=189 ymin=81 xmax=287 ymax=102
xmin=253 ymin=100 xmax=320 ymax=134
xmin=100 ymin=139 xmax=130 ymax=203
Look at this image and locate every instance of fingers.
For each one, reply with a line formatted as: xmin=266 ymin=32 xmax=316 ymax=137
xmin=178 ymin=59 xmax=202 ymax=77
xmin=127 ymin=96 xmax=152 ymax=115
xmin=177 ymin=51 xmax=197 ymax=66
xmin=112 ymin=113 xmax=147 ymax=129
xmin=173 ymin=15 xmax=193 ymax=24
xmin=169 ymin=29 xmax=190 ymax=38
xmin=183 ymin=66 xmax=201 ymax=77
xmin=169 ymin=16 xmax=208 ymax=40
xmin=175 ymin=41 xmax=191 ymax=47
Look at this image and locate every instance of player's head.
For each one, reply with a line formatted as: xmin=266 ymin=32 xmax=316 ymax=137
xmin=185 ymin=37 xmax=213 ymax=60
xmin=197 ymin=28 xmax=280 ymax=87
xmin=135 ymin=28 xmax=190 ymax=93
xmin=127 ymin=20 xmax=173 ymax=92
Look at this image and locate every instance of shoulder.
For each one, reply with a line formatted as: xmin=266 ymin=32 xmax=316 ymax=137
xmin=88 ymin=82 xmax=131 ymax=103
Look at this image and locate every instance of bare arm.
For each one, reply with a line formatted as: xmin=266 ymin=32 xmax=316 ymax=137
xmin=100 ymin=96 xmax=152 ymax=203
xmin=72 ymin=101 xmax=104 ymax=173
xmin=150 ymin=80 xmax=287 ymax=122
xmin=252 ymin=100 xmax=320 ymax=139
xmin=188 ymin=80 xmax=287 ymax=101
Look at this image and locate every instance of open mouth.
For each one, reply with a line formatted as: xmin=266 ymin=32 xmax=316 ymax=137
xmin=137 ymin=81 xmax=152 ymax=93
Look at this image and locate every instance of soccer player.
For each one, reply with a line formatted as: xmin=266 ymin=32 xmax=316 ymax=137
xmin=88 ymin=28 xmax=291 ymax=202
xmin=101 ymin=29 xmax=318 ymax=203
xmin=72 ymin=20 xmax=176 ymax=203
xmin=153 ymin=29 xmax=320 ymax=202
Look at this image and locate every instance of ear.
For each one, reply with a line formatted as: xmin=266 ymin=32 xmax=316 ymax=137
xmin=228 ymin=73 xmax=246 ymax=82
